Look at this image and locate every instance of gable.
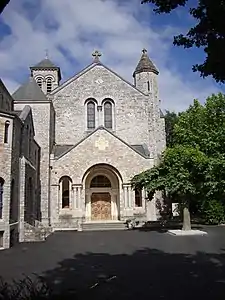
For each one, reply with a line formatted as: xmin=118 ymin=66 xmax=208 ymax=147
xmin=52 ymin=127 xmax=153 ymax=182
xmin=51 ymin=62 xmax=146 ymax=97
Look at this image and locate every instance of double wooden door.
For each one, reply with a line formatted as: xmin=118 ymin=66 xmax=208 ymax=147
xmin=91 ymin=192 xmax=111 ymax=220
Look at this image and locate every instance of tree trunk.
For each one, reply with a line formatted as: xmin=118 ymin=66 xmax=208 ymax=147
xmin=182 ymin=204 xmax=191 ymax=231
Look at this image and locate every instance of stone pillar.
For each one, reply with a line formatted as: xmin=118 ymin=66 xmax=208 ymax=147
xmin=72 ymin=184 xmax=83 ymax=210
xmin=50 ymin=184 xmax=59 ymax=224
xmin=19 ymin=157 xmax=26 ymax=243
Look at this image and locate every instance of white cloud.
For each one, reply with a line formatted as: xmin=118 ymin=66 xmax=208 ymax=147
xmin=0 ymin=0 xmax=221 ymax=111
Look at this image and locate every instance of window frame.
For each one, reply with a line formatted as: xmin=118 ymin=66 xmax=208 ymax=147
xmin=104 ymin=101 xmax=113 ymax=129
xmin=86 ymin=100 xmax=96 ymax=130
xmin=4 ymin=121 xmax=10 ymax=144
xmin=46 ymin=77 xmax=52 ymax=93
xmin=36 ymin=77 xmax=43 ymax=89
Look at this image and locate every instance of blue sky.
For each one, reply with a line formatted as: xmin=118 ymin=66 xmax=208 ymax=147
xmin=0 ymin=0 xmax=223 ymax=111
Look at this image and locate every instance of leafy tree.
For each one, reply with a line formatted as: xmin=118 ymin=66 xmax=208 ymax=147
xmin=174 ymin=93 xmax=225 ymax=157
xmin=132 ymin=145 xmax=207 ymax=230
xmin=0 ymin=0 xmax=10 ymax=14
xmin=142 ymin=0 xmax=225 ymax=83
xmin=164 ymin=110 xmax=179 ymax=147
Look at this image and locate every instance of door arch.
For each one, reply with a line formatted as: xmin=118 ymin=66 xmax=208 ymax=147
xmin=84 ymin=164 xmax=120 ymax=221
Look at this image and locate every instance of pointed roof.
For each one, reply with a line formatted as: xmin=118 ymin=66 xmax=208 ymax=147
xmin=32 ymin=58 xmax=58 ymax=69
xmin=30 ymin=56 xmax=61 ymax=81
xmin=133 ymin=49 xmax=159 ymax=77
xmin=12 ymin=77 xmax=48 ymax=101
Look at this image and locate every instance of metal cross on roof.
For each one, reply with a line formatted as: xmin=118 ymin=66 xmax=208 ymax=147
xmin=92 ymin=50 xmax=102 ymax=61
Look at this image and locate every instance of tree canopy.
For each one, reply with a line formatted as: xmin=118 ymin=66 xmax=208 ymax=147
xmin=0 ymin=0 xmax=9 ymax=15
xmin=142 ymin=0 xmax=225 ymax=83
xmin=132 ymin=93 xmax=225 ymax=228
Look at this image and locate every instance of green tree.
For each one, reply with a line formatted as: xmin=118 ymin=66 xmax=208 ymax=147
xmin=174 ymin=93 xmax=225 ymax=157
xmin=132 ymin=145 xmax=207 ymax=230
xmin=142 ymin=0 xmax=225 ymax=83
xmin=164 ymin=110 xmax=179 ymax=147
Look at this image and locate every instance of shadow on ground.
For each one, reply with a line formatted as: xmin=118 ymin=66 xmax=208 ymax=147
xmin=41 ymin=248 xmax=225 ymax=299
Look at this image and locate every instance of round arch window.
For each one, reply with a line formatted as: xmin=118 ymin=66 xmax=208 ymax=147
xmin=90 ymin=175 xmax=111 ymax=188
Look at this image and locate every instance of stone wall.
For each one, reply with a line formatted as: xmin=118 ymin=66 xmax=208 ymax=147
xmin=14 ymin=101 xmax=52 ymax=225
xmin=52 ymin=65 xmax=150 ymax=147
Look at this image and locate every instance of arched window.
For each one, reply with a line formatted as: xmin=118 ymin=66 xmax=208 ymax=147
xmin=4 ymin=121 xmax=10 ymax=143
xmin=90 ymin=175 xmax=111 ymax=188
xmin=46 ymin=77 xmax=52 ymax=93
xmin=135 ymin=188 xmax=142 ymax=207
xmin=0 ymin=178 xmax=5 ymax=219
xmin=36 ymin=77 xmax=43 ymax=89
xmin=87 ymin=101 xmax=95 ymax=130
xmin=104 ymin=101 xmax=112 ymax=129
xmin=60 ymin=176 xmax=72 ymax=208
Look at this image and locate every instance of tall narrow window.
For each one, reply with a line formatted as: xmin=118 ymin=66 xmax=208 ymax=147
xmin=87 ymin=101 xmax=95 ymax=130
xmin=147 ymin=80 xmax=150 ymax=91
xmin=36 ymin=77 xmax=42 ymax=89
xmin=4 ymin=121 xmax=10 ymax=143
xmin=0 ymin=178 xmax=4 ymax=219
xmin=135 ymin=188 xmax=142 ymax=207
xmin=46 ymin=78 xmax=52 ymax=93
xmin=60 ymin=176 xmax=71 ymax=208
xmin=104 ymin=101 xmax=112 ymax=129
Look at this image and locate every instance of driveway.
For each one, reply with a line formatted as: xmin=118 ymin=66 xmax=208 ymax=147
xmin=0 ymin=226 xmax=225 ymax=299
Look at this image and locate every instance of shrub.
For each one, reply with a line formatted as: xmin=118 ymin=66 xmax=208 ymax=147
xmin=201 ymin=200 xmax=225 ymax=225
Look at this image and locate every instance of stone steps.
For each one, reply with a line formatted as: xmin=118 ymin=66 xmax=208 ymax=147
xmin=82 ymin=221 xmax=127 ymax=231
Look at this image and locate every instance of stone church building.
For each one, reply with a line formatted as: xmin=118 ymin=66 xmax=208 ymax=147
xmin=0 ymin=49 xmax=166 ymax=249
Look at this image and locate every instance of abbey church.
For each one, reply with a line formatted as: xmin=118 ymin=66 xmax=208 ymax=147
xmin=0 ymin=49 xmax=166 ymax=249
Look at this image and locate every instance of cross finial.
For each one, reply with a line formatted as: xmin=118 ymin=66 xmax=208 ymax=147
xmin=45 ymin=49 xmax=49 ymax=59
xmin=92 ymin=50 xmax=102 ymax=62
xmin=142 ymin=48 xmax=147 ymax=54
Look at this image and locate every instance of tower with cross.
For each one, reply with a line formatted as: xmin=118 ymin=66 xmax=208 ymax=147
xmin=133 ymin=48 xmax=159 ymax=95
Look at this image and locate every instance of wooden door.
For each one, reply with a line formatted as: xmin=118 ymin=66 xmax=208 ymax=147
xmin=91 ymin=192 xmax=111 ymax=220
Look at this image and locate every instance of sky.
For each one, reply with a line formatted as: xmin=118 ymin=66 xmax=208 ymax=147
xmin=0 ymin=0 xmax=224 ymax=112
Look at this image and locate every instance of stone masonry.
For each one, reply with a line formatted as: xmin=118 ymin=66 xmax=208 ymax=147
xmin=0 ymin=48 xmax=166 ymax=248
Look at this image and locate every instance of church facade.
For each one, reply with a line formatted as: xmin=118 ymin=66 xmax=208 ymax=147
xmin=0 ymin=49 xmax=166 ymax=248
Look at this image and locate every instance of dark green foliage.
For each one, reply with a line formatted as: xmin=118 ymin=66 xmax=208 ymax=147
xmin=132 ymin=93 xmax=225 ymax=226
xmin=142 ymin=0 xmax=225 ymax=83
xmin=0 ymin=0 xmax=10 ymax=14
xmin=164 ymin=110 xmax=179 ymax=147
xmin=201 ymin=199 xmax=225 ymax=225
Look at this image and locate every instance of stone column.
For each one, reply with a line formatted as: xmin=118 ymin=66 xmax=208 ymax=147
xmin=50 ymin=184 xmax=59 ymax=224
xmin=72 ymin=184 xmax=83 ymax=209
xmin=19 ymin=157 xmax=26 ymax=243
xmin=122 ymin=184 xmax=129 ymax=209
xmin=128 ymin=186 xmax=134 ymax=208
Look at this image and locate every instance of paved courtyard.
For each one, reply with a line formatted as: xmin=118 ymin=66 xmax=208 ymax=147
xmin=0 ymin=226 xmax=225 ymax=299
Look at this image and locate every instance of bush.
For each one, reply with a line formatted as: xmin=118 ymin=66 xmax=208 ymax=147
xmin=201 ymin=200 xmax=225 ymax=225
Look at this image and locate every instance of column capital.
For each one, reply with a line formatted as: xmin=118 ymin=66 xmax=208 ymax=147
xmin=122 ymin=183 xmax=132 ymax=188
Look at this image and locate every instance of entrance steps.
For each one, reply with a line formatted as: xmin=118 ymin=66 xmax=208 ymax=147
xmin=82 ymin=221 xmax=127 ymax=231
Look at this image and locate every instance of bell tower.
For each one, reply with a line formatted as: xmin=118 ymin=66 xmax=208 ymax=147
xmin=30 ymin=53 xmax=61 ymax=94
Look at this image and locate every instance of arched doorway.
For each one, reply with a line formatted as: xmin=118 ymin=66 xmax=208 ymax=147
xmin=84 ymin=165 xmax=120 ymax=221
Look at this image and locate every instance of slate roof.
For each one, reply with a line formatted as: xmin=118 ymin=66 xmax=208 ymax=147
xmin=52 ymin=126 xmax=152 ymax=160
xmin=31 ymin=58 xmax=58 ymax=69
xmin=133 ymin=49 xmax=159 ymax=77
xmin=53 ymin=145 xmax=75 ymax=159
xmin=131 ymin=144 xmax=150 ymax=158
xmin=12 ymin=77 xmax=48 ymax=101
